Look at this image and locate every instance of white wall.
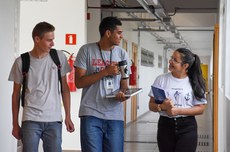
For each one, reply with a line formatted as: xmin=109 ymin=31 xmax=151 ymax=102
xmin=218 ymin=0 xmax=229 ymax=151
xmin=87 ymin=0 xmax=101 ymax=43
xmin=0 ymin=0 xmax=19 ymax=151
xmin=122 ymin=27 xmax=138 ymax=124
xmin=137 ymin=32 xmax=164 ymax=117
xmin=19 ymin=0 xmax=86 ymax=150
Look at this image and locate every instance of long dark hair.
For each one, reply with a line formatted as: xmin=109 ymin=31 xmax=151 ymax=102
xmin=176 ymin=48 xmax=206 ymax=100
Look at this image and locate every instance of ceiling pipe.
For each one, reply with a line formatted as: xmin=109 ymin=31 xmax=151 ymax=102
xmin=170 ymin=7 xmax=218 ymax=15
xmin=133 ymin=28 xmax=165 ymax=32
xmin=119 ymin=17 xmax=158 ymax=22
xmin=99 ymin=0 xmax=189 ymax=48
xmin=133 ymin=26 xmax=214 ymax=32
xmin=136 ymin=0 xmax=171 ymax=31
xmin=134 ymin=29 xmax=166 ymax=32
xmin=88 ymin=6 xmax=147 ymax=12
xmin=136 ymin=0 xmax=189 ymax=48
xmin=136 ymin=0 xmax=161 ymax=20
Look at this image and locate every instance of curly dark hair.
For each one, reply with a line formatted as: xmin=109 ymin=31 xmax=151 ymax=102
xmin=99 ymin=16 xmax=122 ymax=37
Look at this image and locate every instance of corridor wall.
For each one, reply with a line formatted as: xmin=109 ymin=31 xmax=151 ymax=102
xmin=219 ymin=0 xmax=230 ymax=151
xmin=0 ymin=0 xmax=19 ymax=151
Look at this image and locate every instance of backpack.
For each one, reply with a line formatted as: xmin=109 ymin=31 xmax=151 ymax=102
xmin=20 ymin=49 xmax=62 ymax=107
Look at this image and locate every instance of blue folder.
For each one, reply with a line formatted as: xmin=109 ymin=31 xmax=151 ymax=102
xmin=151 ymin=86 xmax=166 ymax=104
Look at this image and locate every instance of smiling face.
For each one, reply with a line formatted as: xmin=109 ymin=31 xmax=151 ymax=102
xmin=107 ymin=25 xmax=123 ymax=46
xmin=169 ymin=51 xmax=189 ymax=78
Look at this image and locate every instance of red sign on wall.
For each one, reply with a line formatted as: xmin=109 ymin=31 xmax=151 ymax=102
xmin=65 ymin=34 xmax=77 ymax=45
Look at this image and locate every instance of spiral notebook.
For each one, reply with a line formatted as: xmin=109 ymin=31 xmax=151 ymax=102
xmin=106 ymin=88 xmax=142 ymax=98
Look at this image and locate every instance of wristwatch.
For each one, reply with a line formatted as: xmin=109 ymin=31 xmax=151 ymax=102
xmin=157 ymin=104 xmax=162 ymax=112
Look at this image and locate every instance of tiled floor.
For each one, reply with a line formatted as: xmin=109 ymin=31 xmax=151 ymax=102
xmin=63 ymin=96 xmax=213 ymax=152
xmin=124 ymin=95 xmax=213 ymax=152
xmin=124 ymin=112 xmax=159 ymax=152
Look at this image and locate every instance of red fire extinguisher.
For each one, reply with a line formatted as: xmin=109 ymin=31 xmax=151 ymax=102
xmin=129 ymin=61 xmax=137 ymax=86
xmin=67 ymin=54 xmax=77 ymax=92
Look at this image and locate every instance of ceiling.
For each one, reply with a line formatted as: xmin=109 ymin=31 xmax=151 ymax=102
xmin=98 ymin=0 xmax=219 ymax=55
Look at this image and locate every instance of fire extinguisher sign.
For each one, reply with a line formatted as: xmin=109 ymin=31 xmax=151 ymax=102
xmin=65 ymin=34 xmax=77 ymax=45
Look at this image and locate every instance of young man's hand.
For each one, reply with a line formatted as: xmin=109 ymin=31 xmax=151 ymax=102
xmin=65 ymin=117 xmax=75 ymax=133
xmin=116 ymin=91 xmax=128 ymax=102
xmin=12 ymin=124 xmax=21 ymax=139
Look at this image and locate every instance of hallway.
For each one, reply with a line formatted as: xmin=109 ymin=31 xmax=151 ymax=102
xmin=124 ymin=95 xmax=213 ymax=152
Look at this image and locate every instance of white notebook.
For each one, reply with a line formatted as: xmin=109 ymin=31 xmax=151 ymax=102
xmin=106 ymin=88 xmax=143 ymax=98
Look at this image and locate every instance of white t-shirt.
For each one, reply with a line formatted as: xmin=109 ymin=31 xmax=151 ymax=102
xmin=8 ymin=50 xmax=71 ymax=122
xmin=149 ymin=73 xmax=207 ymax=117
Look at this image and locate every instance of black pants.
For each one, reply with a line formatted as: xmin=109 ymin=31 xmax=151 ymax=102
xmin=157 ymin=116 xmax=198 ymax=152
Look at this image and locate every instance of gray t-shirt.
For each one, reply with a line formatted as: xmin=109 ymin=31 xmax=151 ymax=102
xmin=74 ymin=42 xmax=131 ymax=121
xmin=8 ymin=50 xmax=71 ymax=122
